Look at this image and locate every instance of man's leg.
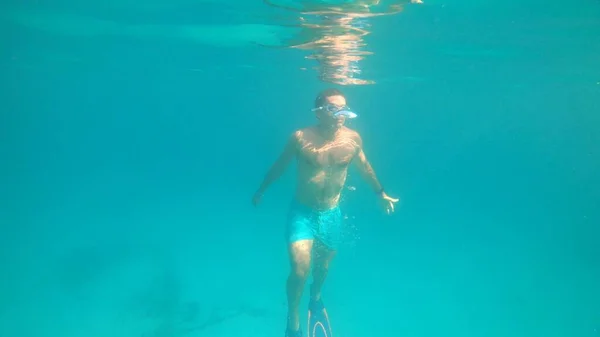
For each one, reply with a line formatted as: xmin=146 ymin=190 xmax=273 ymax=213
xmin=310 ymin=242 xmax=336 ymax=301
xmin=310 ymin=205 xmax=342 ymax=301
xmin=287 ymin=239 xmax=313 ymax=333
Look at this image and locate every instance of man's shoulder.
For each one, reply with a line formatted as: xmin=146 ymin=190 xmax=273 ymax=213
xmin=342 ymin=126 xmax=359 ymax=135
xmin=341 ymin=126 xmax=361 ymax=141
xmin=291 ymin=126 xmax=314 ymax=139
xmin=287 ymin=127 xmax=311 ymax=148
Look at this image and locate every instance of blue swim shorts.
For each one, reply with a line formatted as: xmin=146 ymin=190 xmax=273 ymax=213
xmin=285 ymin=200 xmax=343 ymax=250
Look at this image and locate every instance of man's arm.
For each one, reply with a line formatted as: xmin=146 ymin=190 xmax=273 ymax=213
xmin=255 ymin=131 xmax=299 ymax=196
xmin=353 ymin=133 xmax=384 ymax=194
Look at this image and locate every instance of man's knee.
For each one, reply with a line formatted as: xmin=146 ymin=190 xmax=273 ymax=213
xmin=288 ymin=239 xmax=313 ymax=280
xmin=313 ymin=245 xmax=337 ymax=270
xmin=290 ymin=261 xmax=311 ymax=280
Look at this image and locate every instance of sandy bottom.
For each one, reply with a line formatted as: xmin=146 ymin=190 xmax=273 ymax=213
xmin=0 ymin=203 xmax=597 ymax=337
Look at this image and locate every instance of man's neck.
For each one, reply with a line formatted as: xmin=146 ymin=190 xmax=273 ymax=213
xmin=316 ymin=124 xmax=342 ymax=140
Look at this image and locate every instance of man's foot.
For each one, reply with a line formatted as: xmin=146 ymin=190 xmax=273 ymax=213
xmin=285 ymin=327 xmax=302 ymax=337
xmin=286 ymin=313 xmax=301 ymax=336
xmin=309 ymin=297 xmax=325 ymax=313
xmin=309 ymin=284 xmax=321 ymax=302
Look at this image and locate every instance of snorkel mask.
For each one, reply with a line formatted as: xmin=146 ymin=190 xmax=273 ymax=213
xmin=311 ymin=103 xmax=358 ymax=119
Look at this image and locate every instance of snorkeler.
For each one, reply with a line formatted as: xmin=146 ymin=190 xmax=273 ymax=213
xmin=252 ymin=88 xmax=399 ymax=337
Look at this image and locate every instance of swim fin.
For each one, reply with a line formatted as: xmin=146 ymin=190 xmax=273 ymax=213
xmin=307 ymin=298 xmax=332 ymax=337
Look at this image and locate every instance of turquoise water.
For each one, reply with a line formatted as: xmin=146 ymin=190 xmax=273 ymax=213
xmin=1 ymin=1 xmax=599 ymax=336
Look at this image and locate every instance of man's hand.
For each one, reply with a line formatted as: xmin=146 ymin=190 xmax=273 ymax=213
xmin=252 ymin=191 xmax=263 ymax=207
xmin=379 ymin=192 xmax=399 ymax=215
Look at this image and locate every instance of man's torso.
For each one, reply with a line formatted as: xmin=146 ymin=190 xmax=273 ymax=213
xmin=293 ymin=126 xmax=359 ymax=210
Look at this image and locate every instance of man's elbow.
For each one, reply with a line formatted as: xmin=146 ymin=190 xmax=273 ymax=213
xmin=273 ymin=155 xmax=293 ymax=173
xmin=360 ymin=161 xmax=376 ymax=176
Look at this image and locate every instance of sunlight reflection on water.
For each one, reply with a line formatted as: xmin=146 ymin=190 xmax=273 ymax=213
xmin=262 ymin=0 xmax=423 ymax=85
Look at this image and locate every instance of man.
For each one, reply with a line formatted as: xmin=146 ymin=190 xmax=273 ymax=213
xmin=252 ymin=88 xmax=399 ymax=337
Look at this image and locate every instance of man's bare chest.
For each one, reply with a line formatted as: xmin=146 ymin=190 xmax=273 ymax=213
xmin=298 ymin=140 xmax=356 ymax=168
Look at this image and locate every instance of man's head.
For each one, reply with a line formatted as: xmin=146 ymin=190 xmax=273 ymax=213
xmin=313 ymin=88 xmax=355 ymax=130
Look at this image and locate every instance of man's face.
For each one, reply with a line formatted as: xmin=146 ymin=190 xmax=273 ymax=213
xmin=316 ymin=94 xmax=348 ymax=129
